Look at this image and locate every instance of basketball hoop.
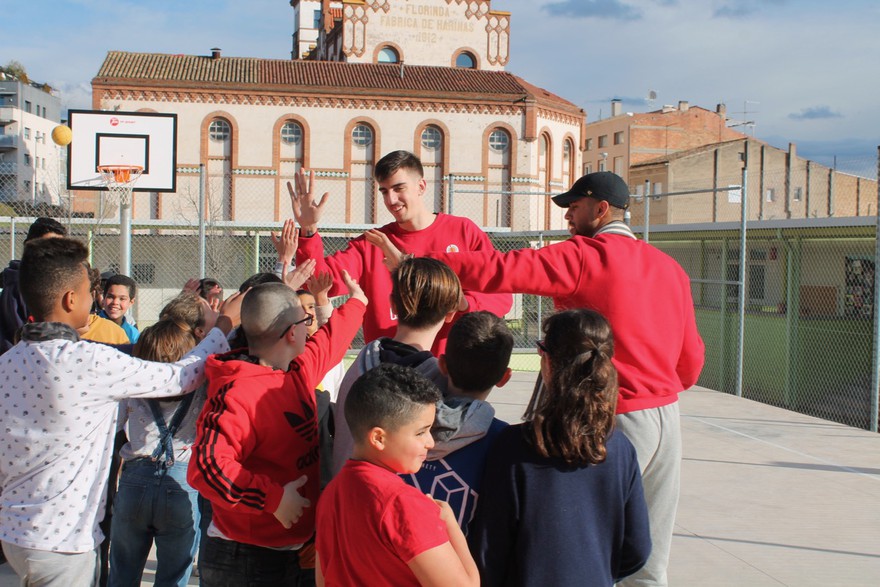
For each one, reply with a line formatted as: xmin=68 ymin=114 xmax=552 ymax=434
xmin=97 ymin=165 xmax=144 ymax=206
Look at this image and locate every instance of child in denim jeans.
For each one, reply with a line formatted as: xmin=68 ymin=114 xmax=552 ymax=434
xmin=108 ymin=296 xmax=210 ymax=587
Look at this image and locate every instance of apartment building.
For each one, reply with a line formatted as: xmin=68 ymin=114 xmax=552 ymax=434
xmin=0 ymin=73 xmax=64 ymax=206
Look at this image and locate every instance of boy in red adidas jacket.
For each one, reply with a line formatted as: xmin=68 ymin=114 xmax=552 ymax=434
xmin=188 ymin=272 xmax=367 ymax=586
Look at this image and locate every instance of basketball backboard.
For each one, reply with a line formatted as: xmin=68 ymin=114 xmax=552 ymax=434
xmin=67 ymin=109 xmax=177 ymax=192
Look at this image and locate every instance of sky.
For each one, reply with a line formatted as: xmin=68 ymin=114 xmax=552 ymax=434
xmin=2 ymin=0 xmax=877 ymax=176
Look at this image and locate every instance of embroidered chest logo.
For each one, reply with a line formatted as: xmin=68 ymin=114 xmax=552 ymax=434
xmin=446 ymin=244 xmax=460 ymax=253
xmin=284 ymin=400 xmax=317 ymax=442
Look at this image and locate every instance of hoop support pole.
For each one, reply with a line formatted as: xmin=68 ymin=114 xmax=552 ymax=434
xmin=120 ymin=199 xmax=132 ymax=277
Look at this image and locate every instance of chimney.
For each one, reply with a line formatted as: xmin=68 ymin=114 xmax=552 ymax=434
xmin=399 ymin=61 xmax=405 ymax=79
xmin=611 ymin=99 xmax=622 ymax=117
xmin=678 ymin=100 xmax=689 ymax=112
xmin=789 ymin=142 xmax=797 ymax=160
xmin=716 ymin=103 xmax=726 ymax=117
xmin=211 ymin=47 xmax=221 ymax=60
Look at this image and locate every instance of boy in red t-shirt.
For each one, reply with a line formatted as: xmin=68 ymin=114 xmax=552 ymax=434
xmin=315 ymin=364 xmax=479 ymax=587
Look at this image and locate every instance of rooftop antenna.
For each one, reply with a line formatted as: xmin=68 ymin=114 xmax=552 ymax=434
xmin=727 ymin=100 xmax=760 ymax=136
xmin=646 ymin=89 xmax=657 ymax=111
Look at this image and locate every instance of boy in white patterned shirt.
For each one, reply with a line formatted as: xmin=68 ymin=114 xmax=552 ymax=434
xmin=0 ymin=237 xmax=241 ymax=585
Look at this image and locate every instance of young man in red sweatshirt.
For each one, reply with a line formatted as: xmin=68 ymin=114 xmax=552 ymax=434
xmin=369 ymin=171 xmax=705 ymax=587
xmin=288 ymin=150 xmax=511 ymax=355
xmin=188 ymin=273 xmax=367 ymax=586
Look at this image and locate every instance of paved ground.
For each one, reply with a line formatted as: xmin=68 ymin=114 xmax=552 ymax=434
xmin=3 ymin=372 xmax=879 ymax=585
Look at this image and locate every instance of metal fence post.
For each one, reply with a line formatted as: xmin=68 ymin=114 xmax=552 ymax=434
xmin=253 ymin=232 xmax=261 ymax=276
xmin=720 ymin=237 xmax=728 ymax=390
xmin=199 ymin=164 xmax=207 ymax=279
xmin=9 ymin=218 xmax=15 ymax=262
xmin=448 ymin=174 xmax=455 ymax=216
xmin=735 ymin=143 xmax=749 ymax=398
xmin=644 ymin=179 xmax=651 ymax=243
xmin=87 ymin=229 xmax=94 ymax=267
xmin=870 ymin=146 xmax=880 ymax=432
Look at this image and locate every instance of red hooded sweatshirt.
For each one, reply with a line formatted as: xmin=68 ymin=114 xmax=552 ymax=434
xmin=188 ymin=298 xmax=365 ymax=547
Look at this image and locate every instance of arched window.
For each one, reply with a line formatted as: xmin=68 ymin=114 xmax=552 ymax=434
xmin=281 ymin=122 xmax=303 ymax=144
xmin=418 ymin=125 xmax=445 ymax=213
xmin=421 ymin=126 xmax=442 ymax=150
xmin=352 ymin=124 xmax=373 ymax=147
xmin=209 ymin=120 xmax=230 ymax=141
xmin=562 ymin=138 xmax=574 ymax=190
xmin=377 ymin=46 xmax=400 ymax=63
xmin=455 ymin=51 xmax=476 ymax=69
xmin=205 ymin=117 xmax=233 ymax=222
xmin=489 ymin=129 xmax=510 ymax=153
xmin=349 ymin=122 xmax=377 ymax=223
xmin=278 ymin=119 xmax=306 ymax=214
xmin=486 ymin=127 xmax=512 ymax=228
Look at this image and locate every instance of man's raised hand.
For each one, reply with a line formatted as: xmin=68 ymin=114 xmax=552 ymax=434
xmin=287 ymin=168 xmax=328 ymax=237
xmin=364 ymin=229 xmax=406 ymax=271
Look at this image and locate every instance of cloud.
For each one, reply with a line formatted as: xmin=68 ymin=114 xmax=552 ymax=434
xmin=788 ymin=106 xmax=843 ymax=121
xmin=542 ymin=0 xmax=642 ymax=21
xmin=714 ymin=0 xmax=787 ymax=19
xmin=714 ymin=4 xmax=753 ymax=18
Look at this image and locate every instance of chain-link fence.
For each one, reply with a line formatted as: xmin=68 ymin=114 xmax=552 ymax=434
xmin=1 ymin=148 xmax=878 ymax=431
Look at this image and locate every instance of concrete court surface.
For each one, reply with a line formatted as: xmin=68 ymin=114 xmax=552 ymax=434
xmin=2 ymin=372 xmax=879 ymax=585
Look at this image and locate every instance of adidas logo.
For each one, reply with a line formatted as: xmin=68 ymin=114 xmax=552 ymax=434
xmin=284 ymin=400 xmax=317 ymax=441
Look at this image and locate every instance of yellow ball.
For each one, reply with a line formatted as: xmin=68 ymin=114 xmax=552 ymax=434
xmin=51 ymin=125 xmax=72 ymax=146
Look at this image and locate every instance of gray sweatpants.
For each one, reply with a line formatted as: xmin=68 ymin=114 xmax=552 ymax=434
xmin=1 ymin=541 xmax=99 ymax=587
xmin=615 ymin=402 xmax=681 ymax=587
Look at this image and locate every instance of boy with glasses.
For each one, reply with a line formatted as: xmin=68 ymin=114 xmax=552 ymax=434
xmin=188 ymin=273 xmax=367 ymax=586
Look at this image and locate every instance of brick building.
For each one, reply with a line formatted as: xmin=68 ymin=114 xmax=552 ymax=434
xmin=85 ymin=0 xmax=585 ymax=231
xmin=627 ymin=138 xmax=877 ymax=226
xmin=582 ymin=99 xmax=746 ymax=184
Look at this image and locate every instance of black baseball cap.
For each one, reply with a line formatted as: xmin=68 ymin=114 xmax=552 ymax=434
xmin=552 ymin=171 xmax=631 ymax=209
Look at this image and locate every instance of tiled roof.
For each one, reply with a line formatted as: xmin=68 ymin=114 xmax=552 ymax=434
xmin=94 ymin=51 xmax=581 ymax=112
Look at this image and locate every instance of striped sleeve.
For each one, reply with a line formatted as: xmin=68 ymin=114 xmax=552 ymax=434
xmin=187 ymin=381 xmax=284 ymax=515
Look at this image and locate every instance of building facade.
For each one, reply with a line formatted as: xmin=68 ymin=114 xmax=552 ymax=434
xmin=86 ymin=0 xmax=584 ymax=232
xmin=305 ymin=0 xmax=510 ymax=71
xmin=582 ymin=99 xmax=747 ymax=184
xmin=0 ymin=74 xmax=63 ymax=207
xmin=627 ymin=138 xmax=877 ymax=226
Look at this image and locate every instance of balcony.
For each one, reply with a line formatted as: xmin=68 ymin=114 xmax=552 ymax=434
xmin=0 ymin=134 xmax=18 ymax=151
xmin=0 ymin=107 xmax=14 ymax=126
xmin=0 ymin=161 xmax=16 ymax=175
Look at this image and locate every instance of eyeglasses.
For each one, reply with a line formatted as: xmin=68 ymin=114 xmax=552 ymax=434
xmin=536 ymin=339 xmax=549 ymax=356
xmin=278 ymin=314 xmax=315 ymax=338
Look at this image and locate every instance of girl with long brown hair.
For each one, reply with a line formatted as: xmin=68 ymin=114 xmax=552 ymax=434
xmin=468 ymin=309 xmax=652 ymax=586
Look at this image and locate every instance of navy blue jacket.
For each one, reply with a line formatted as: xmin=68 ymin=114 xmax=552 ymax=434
xmin=468 ymin=425 xmax=651 ymax=586
xmin=0 ymin=260 xmax=26 ymax=354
